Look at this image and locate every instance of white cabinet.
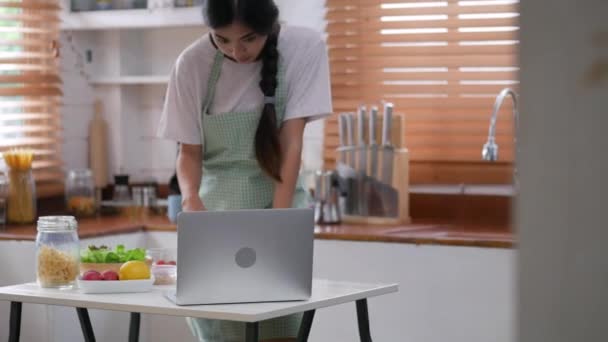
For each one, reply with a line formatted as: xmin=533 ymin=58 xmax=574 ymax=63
xmin=0 ymin=233 xmax=515 ymax=342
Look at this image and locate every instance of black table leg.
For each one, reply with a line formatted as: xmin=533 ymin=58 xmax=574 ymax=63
xmin=76 ymin=307 xmax=96 ymax=342
xmin=356 ymin=299 xmax=372 ymax=342
xmin=296 ymin=309 xmax=316 ymax=342
xmin=9 ymin=301 xmax=22 ymax=342
xmin=245 ymin=322 xmax=259 ymax=342
xmin=129 ymin=312 xmax=141 ymax=342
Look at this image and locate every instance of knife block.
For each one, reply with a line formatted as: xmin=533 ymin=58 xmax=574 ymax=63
xmin=340 ymin=148 xmax=411 ymax=225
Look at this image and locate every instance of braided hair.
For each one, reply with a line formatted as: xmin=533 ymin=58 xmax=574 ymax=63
xmin=205 ymin=0 xmax=283 ymax=182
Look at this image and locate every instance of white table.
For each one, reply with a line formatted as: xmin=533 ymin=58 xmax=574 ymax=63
xmin=0 ymin=279 xmax=398 ymax=342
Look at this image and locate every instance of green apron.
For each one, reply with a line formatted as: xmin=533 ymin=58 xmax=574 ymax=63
xmin=186 ymin=51 xmax=308 ymax=341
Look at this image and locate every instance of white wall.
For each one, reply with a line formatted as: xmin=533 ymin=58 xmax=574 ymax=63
xmin=60 ymin=1 xmax=330 ymax=186
xmin=0 ymin=232 xmax=514 ymax=342
xmin=518 ymin=1 xmax=608 ymax=342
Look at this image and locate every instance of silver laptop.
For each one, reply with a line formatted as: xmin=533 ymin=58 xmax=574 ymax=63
xmin=166 ymin=208 xmax=314 ymax=305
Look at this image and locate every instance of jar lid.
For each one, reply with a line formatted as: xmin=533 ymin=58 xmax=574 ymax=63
xmin=114 ymin=174 xmax=129 ymax=186
xmin=37 ymin=216 xmax=78 ymax=232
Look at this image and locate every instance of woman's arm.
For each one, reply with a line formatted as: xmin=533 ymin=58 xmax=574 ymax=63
xmin=177 ymin=143 xmax=206 ymax=211
xmin=272 ymin=118 xmax=306 ymax=208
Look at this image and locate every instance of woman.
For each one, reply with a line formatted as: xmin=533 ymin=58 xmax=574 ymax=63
xmin=157 ymin=0 xmax=332 ymax=340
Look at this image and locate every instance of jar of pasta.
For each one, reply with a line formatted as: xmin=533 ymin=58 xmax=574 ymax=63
xmin=35 ymin=216 xmax=80 ymax=289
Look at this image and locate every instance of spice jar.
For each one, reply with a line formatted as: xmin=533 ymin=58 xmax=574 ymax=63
xmin=65 ymin=169 xmax=96 ymax=217
xmin=36 ymin=216 xmax=80 ymax=289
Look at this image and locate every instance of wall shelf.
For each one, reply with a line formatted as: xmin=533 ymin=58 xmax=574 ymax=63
xmin=90 ymin=75 xmax=169 ymax=85
xmin=61 ymin=7 xmax=205 ymax=31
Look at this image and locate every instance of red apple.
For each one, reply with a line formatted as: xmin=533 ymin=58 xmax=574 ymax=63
xmin=82 ymin=270 xmax=103 ymax=281
xmin=167 ymin=261 xmax=176 ymax=266
xmin=156 ymin=260 xmax=166 ymax=265
xmin=101 ymin=270 xmax=119 ymax=281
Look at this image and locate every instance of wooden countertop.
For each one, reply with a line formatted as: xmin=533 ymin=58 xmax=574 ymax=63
xmin=0 ymin=215 xmax=514 ymax=249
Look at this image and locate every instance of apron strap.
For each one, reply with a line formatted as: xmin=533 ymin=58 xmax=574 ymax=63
xmin=201 ymin=51 xmax=224 ymax=114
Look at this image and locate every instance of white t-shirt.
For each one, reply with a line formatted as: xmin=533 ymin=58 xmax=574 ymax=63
xmin=157 ymin=25 xmax=333 ymax=145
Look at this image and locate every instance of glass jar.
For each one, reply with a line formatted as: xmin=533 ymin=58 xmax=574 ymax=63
xmin=0 ymin=173 xmax=7 ymax=229
xmin=66 ymin=169 xmax=96 ymax=217
xmin=7 ymin=168 xmax=36 ymax=224
xmin=113 ymin=174 xmax=131 ymax=202
xmin=35 ymin=216 xmax=80 ymax=289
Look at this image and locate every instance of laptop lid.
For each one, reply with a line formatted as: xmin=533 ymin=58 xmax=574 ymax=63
xmin=174 ymin=208 xmax=314 ymax=305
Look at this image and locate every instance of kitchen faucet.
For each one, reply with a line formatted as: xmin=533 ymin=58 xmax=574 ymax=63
xmin=482 ymin=88 xmax=519 ymax=162
xmin=482 ymin=88 xmax=519 ymax=189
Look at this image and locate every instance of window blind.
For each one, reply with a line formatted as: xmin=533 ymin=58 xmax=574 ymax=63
xmin=0 ymin=0 xmax=64 ymax=196
xmin=324 ymin=0 xmax=519 ymax=184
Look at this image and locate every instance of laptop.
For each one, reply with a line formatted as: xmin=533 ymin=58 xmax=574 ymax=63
xmin=166 ymin=208 xmax=314 ymax=305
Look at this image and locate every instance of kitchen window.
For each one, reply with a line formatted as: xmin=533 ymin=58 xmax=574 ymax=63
xmin=324 ymin=0 xmax=519 ymax=184
xmin=0 ymin=0 xmax=64 ymax=196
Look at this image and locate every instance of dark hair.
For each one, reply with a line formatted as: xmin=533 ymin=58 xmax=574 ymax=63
xmin=205 ymin=0 xmax=282 ymax=182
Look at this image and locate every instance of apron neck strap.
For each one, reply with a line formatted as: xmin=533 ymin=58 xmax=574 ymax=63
xmin=202 ymin=51 xmax=224 ymax=112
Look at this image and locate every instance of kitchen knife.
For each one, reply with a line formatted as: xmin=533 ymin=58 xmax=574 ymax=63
xmin=356 ymin=106 xmax=368 ymax=216
xmin=346 ymin=113 xmax=356 ymax=168
xmin=335 ymin=113 xmax=357 ymax=215
xmin=369 ymin=106 xmax=379 ymax=179
xmin=380 ymin=102 xmax=399 ymax=217
xmin=338 ymin=113 xmax=347 ymax=165
xmin=344 ymin=113 xmax=358 ymax=214
xmin=381 ymin=103 xmax=394 ymax=185
xmin=367 ymin=106 xmax=384 ymax=216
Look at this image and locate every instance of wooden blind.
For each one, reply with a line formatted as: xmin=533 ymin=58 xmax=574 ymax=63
xmin=0 ymin=0 xmax=64 ymax=196
xmin=324 ymin=0 xmax=519 ymax=184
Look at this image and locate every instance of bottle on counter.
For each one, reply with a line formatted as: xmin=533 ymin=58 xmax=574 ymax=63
xmin=36 ymin=216 xmax=80 ymax=289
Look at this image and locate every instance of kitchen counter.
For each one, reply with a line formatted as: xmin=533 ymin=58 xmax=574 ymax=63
xmin=0 ymin=215 xmax=514 ymax=248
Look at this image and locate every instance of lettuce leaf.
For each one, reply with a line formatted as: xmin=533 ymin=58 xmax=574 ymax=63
xmin=80 ymin=244 xmax=146 ymax=263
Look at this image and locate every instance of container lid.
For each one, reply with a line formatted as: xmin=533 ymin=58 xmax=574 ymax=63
xmin=37 ymin=216 xmax=78 ymax=232
xmin=114 ymin=174 xmax=129 ymax=185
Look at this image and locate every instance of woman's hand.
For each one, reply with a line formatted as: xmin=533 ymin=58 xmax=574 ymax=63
xmin=182 ymin=194 xmax=206 ymax=212
xmin=272 ymin=118 xmax=306 ymax=208
xmin=177 ymin=143 xmax=205 ymax=211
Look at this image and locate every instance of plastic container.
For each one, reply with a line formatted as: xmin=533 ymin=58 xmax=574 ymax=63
xmin=66 ymin=169 xmax=96 ymax=217
xmin=36 ymin=216 xmax=80 ymax=289
xmin=146 ymin=248 xmax=177 ymax=285
xmin=78 ymin=277 xmax=155 ymax=294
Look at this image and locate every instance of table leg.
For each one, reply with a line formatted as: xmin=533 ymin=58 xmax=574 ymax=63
xmin=245 ymin=322 xmax=259 ymax=342
xmin=76 ymin=307 xmax=96 ymax=342
xmin=356 ymin=299 xmax=372 ymax=342
xmin=129 ymin=312 xmax=141 ymax=342
xmin=9 ymin=301 xmax=22 ymax=342
xmin=296 ymin=310 xmax=316 ymax=342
